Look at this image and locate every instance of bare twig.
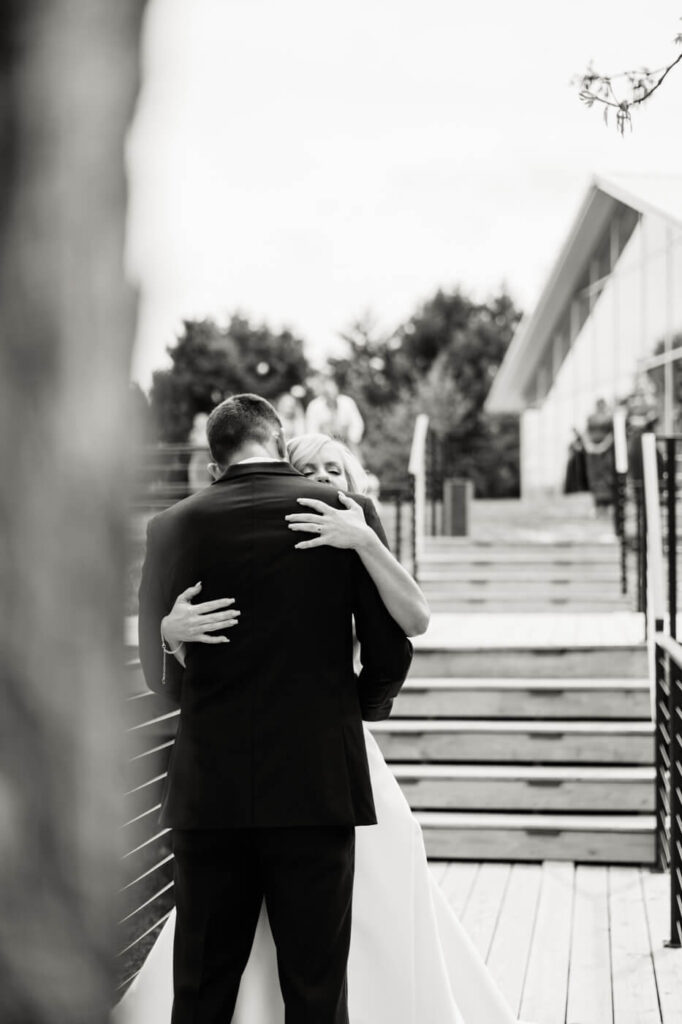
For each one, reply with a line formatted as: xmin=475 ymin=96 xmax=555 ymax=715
xmin=576 ymin=26 xmax=682 ymax=133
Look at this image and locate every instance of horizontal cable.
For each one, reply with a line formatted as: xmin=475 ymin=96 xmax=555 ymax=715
xmin=116 ymin=967 xmax=143 ymax=992
xmin=658 ymin=785 xmax=671 ymax=817
xmin=122 ymin=804 xmax=162 ymax=830
xmin=124 ymin=772 xmax=167 ymax=798
xmin=126 ymin=690 xmax=153 ymax=702
xmin=116 ymin=910 xmax=173 ymax=959
xmin=127 ymin=710 xmax=180 ymax=733
xmin=121 ymin=853 xmax=174 ymax=892
xmin=123 ymin=828 xmax=170 ymax=860
xmin=130 ymin=740 xmax=174 ymax=763
xmin=119 ymin=881 xmax=174 ymax=925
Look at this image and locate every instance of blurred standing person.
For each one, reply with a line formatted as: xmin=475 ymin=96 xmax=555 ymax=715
xmin=187 ymin=412 xmax=211 ymax=492
xmin=626 ymin=377 xmax=659 ymax=486
xmin=563 ymin=428 xmax=588 ymax=494
xmin=276 ymin=391 xmax=306 ymax=441
xmin=305 ymin=375 xmax=364 ymax=456
xmin=583 ymin=398 xmax=615 ymax=517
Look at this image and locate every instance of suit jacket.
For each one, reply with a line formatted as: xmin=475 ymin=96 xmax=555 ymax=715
xmin=137 ymin=461 xmax=413 ymax=829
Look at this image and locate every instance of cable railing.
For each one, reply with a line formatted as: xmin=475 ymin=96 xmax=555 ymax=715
xmin=653 ymin=634 xmax=682 ymax=948
xmin=117 ymin=665 xmax=179 ymax=991
xmin=643 ymin=433 xmax=682 ymax=948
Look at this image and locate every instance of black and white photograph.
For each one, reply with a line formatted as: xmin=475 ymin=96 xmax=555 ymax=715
xmin=1 ymin=2 xmax=682 ymax=1023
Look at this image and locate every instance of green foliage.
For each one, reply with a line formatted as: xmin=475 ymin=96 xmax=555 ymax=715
xmin=330 ymin=289 xmax=522 ymax=497
xmin=408 ymin=290 xmax=522 ymax=496
xmin=149 ymin=316 xmax=310 ymax=442
xmin=145 ymin=291 xmax=522 ymax=497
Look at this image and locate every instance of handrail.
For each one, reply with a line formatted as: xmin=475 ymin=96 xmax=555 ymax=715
xmin=612 ymin=409 xmax=629 ymax=594
xmin=642 ymin=432 xmax=666 ymax=633
xmin=612 ymin=408 xmax=628 ymax=475
xmin=408 ymin=414 xmax=429 ymax=580
xmin=655 ymin=632 xmax=682 ymax=670
xmin=408 ymin=413 xmax=429 ymax=476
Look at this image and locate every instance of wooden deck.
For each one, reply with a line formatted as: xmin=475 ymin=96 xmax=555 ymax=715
xmin=431 ymin=860 xmax=682 ymax=1024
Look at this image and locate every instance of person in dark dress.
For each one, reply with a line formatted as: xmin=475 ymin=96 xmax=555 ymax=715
xmin=564 ymin=428 xmax=589 ymax=494
xmin=583 ymin=398 xmax=615 ymax=516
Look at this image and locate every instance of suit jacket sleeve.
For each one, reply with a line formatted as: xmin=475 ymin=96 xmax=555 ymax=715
xmin=351 ymin=497 xmax=413 ymax=721
xmin=138 ymin=516 xmax=184 ymax=701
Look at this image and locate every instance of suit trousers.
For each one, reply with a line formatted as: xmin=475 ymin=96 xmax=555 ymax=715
xmin=170 ymin=825 xmax=355 ymax=1024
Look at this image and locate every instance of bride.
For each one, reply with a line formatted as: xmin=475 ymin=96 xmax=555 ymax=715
xmin=114 ymin=433 xmax=521 ymax=1024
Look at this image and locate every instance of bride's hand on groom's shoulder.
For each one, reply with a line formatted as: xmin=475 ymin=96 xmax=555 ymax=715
xmin=162 ymin=582 xmax=241 ymax=646
xmin=285 ymin=493 xmax=375 ymax=552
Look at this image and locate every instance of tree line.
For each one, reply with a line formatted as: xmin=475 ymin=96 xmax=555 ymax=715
xmin=133 ymin=286 xmax=523 ymax=498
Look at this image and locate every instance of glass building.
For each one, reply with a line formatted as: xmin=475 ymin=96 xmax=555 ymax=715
xmin=487 ymin=175 xmax=682 ymax=494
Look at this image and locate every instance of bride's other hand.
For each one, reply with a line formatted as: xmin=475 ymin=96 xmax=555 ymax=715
xmin=161 ymin=582 xmax=240 ymax=646
xmin=285 ymin=493 xmax=373 ymax=551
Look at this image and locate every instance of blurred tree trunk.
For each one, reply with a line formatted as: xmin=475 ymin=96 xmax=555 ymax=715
xmin=0 ymin=2 xmax=146 ymax=1021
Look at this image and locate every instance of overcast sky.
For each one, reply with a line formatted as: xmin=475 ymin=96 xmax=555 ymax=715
xmin=126 ymin=0 xmax=681 ymax=385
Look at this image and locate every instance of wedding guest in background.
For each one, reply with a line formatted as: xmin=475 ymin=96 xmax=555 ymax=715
xmin=305 ymin=375 xmax=365 ymax=455
xmin=187 ymin=412 xmax=211 ymax=493
xmin=626 ymin=376 xmax=659 ymax=486
xmin=583 ymin=398 xmax=615 ymax=517
xmin=276 ymin=391 xmax=306 ymax=440
xmin=564 ymin=428 xmax=589 ymax=494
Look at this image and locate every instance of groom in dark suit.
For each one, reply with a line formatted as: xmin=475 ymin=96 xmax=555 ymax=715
xmin=138 ymin=394 xmax=413 ymax=1024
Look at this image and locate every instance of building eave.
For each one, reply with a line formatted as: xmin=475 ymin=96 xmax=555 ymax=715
xmin=486 ymin=172 xmax=682 ymax=415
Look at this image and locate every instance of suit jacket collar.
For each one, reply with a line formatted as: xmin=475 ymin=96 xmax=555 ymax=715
xmin=214 ymin=461 xmax=305 ymax=484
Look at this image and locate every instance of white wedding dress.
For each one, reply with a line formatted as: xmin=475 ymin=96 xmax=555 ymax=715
xmin=113 ymin=728 xmax=521 ymax=1024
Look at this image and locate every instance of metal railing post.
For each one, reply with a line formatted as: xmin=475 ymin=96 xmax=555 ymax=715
xmin=642 ymin=433 xmax=666 ymax=636
xmin=635 ymin=482 xmax=647 ymax=616
xmin=409 ymin=475 xmax=418 ymax=584
xmin=408 ymin=413 xmax=430 ymax=583
xmin=613 ymin=407 xmax=629 ymax=594
xmin=654 ymin=643 xmax=670 ymax=872
xmin=667 ymin=438 xmax=678 ymax=639
xmin=667 ymin=659 xmax=682 ymax=946
xmin=429 ymin=431 xmax=438 ymax=537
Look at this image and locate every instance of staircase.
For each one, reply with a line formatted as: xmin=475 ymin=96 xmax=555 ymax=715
xmin=370 ymin=636 xmax=655 ymax=864
xmin=418 ymin=494 xmax=633 ymax=613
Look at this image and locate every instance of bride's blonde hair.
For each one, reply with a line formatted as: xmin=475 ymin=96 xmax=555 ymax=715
xmin=287 ymin=433 xmax=369 ymax=495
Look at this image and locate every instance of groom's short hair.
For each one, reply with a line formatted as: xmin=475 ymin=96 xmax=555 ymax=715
xmin=206 ymin=394 xmax=282 ymax=466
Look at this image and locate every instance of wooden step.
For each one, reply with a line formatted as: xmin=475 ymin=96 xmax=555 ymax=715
xmin=394 ymin=678 xmax=651 ymax=720
xmin=420 ymin=566 xmax=622 ymax=582
xmin=423 ymin=599 xmax=632 ymax=613
xmin=424 ymin=596 xmax=631 ymax=606
xmin=392 ymin=764 xmax=655 ymax=812
xmin=421 ymin=543 xmax=620 ymax=558
xmin=369 ymin=719 xmax=654 ymax=765
xmin=419 ymin=589 xmax=626 ymax=602
xmin=416 ymin=811 xmax=656 ymax=864
xmin=410 ymin=645 xmax=648 ymax=679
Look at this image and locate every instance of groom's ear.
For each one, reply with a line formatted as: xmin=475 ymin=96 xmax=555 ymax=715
xmin=274 ymin=429 xmax=288 ymax=460
xmin=208 ymin=462 xmax=222 ymax=481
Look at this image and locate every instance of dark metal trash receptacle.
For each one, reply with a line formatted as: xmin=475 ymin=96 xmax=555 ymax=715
xmin=442 ymin=478 xmax=473 ymax=536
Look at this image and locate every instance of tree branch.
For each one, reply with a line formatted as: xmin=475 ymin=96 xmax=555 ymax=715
xmin=576 ymin=29 xmax=682 ymax=133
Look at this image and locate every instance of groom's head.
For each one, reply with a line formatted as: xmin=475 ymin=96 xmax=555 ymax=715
xmin=206 ymin=394 xmax=286 ymax=476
